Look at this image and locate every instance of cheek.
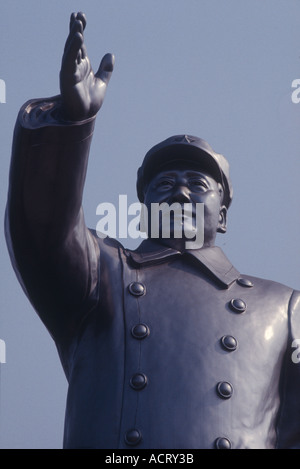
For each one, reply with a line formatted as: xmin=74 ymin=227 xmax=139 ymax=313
xmin=195 ymin=191 xmax=221 ymax=211
xmin=144 ymin=188 xmax=164 ymax=205
xmin=201 ymin=192 xmax=222 ymax=223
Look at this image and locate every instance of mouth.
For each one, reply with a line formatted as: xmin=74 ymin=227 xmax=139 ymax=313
xmin=148 ymin=202 xmax=202 ymax=239
xmin=167 ymin=211 xmax=197 ymax=239
xmin=171 ymin=212 xmax=195 ymax=225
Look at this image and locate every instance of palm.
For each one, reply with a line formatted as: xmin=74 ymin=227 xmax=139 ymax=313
xmin=60 ymin=12 xmax=114 ymax=121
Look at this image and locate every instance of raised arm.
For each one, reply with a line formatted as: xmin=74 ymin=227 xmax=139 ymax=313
xmin=5 ymin=12 xmax=114 ymax=344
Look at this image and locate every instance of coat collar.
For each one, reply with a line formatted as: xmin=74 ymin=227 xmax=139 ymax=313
xmin=124 ymin=239 xmax=240 ymax=288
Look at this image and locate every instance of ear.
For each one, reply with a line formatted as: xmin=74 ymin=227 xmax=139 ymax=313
xmin=217 ymin=205 xmax=227 ymax=234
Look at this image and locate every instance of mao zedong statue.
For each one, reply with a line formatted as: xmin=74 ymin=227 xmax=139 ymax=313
xmin=5 ymin=12 xmax=300 ymax=449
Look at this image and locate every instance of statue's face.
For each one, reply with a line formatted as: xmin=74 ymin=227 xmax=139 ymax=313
xmin=143 ymin=164 xmax=227 ymax=249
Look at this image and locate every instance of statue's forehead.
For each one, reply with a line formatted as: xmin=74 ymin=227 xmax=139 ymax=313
xmin=148 ymin=162 xmax=217 ymax=182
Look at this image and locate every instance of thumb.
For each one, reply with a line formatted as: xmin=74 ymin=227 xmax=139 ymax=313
xmin=95 ymin=53 xmax=115 ymax=85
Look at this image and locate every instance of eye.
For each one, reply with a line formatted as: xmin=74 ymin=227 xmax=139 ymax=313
xmin=189 ymin=178 xmax=209 ymax=191
xmin=155 ymin=178 xmax=174 ymax=190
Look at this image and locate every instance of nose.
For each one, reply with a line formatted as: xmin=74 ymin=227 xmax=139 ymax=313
xmin=170 ymin=185 xmax=191 ymax=204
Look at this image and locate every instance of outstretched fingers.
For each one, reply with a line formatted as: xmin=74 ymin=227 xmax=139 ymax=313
xmin=62 ymin=32 xmax=84 ymax=73
xmin=74 ymin=11 xmax=87 ymax=31
xmin=64 ymin=13 xmax=84 ymax=51
xmin=63 ymin=12 xmax=87 ymax=69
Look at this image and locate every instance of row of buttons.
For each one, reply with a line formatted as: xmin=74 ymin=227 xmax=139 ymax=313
xmin=215 ymin=277 xmax=254 ymax=449
xmin=129 ymin=283 xmax=149 ymax=390
xmin=124 ymin=432 xmax=233 ymax=448
xmin=125 ymin=278 xmax=253 ymax=448
xmin=126 ymin=282 xmax=148 ymax=445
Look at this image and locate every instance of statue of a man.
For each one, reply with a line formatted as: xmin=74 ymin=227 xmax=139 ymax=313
xmin=5 ymin=12 xmax=300 ymax=449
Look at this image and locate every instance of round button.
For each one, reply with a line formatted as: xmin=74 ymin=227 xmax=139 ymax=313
xmin=215 ymin=437 xmax=232 ymax=449
xmin=217 ymin=381 xmax=233 ymax=399
xmin=125 ymin=429 xmax=142 ymax=446
xmin=221 ymin=335 xmax=238 ymax=352
xmin=128 ymin=282 xmax=146 ymax=296
xmin=130 ymin=373 xmax=148 ymax=390
xmin=131 ymin=323 xmax=150 ymax=340
xmin=237 ymin=277 xmax=253 ymax=288
xmin=229 ymin=298 xmax=246 ymax=313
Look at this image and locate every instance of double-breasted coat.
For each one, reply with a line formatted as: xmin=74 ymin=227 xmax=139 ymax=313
xmin=5 ymin=97 xmax=300 ymax=449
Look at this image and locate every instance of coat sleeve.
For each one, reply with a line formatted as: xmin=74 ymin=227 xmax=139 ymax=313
xmin=276 ymin=289 xmax=300 ymax=448
xmin=5 ymin=95 xmax=100 ymax=344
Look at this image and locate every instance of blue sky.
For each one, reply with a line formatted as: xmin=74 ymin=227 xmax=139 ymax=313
xmin=1 ymin=0 xmax=300 ymax=448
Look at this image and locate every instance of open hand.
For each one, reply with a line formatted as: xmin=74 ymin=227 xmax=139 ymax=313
xmin=60 ymin=12 xmax=114 ymax=121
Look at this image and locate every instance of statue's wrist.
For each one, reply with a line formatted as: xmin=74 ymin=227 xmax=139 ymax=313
xmin=55 ymin=101 xmax=87 ymax=123
xmin=19 ymin=96 xmax=96 ymax=132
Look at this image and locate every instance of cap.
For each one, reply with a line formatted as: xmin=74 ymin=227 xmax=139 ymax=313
xmin=136 ymin=134 xmax=233 ymax=208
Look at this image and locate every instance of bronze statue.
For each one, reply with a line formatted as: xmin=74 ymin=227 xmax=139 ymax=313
xmin=5 ymin=12 xmax=300 ymax=449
